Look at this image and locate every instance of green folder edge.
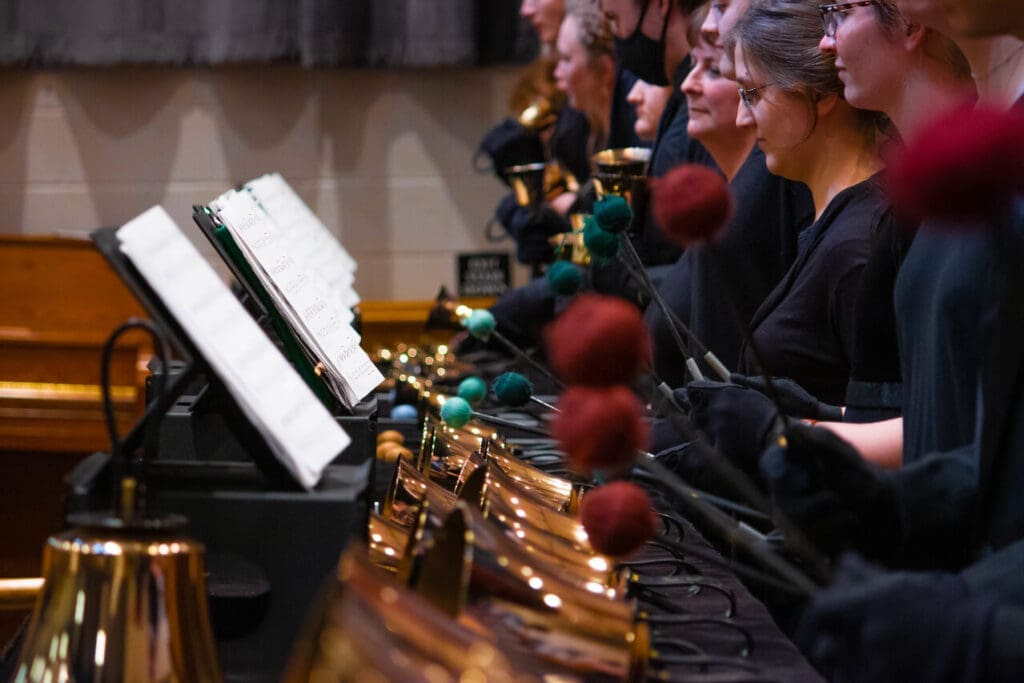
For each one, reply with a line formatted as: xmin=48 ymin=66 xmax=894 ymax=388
xmin=212 ymin=223 xmax=336 ymax=411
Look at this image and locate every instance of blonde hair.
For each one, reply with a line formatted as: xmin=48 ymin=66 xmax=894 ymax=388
xmin=564 ymin=0 xmax=615 ymax=62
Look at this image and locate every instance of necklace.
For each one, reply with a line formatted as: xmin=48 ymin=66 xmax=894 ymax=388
xmin=972 ymin=42 xmax=1024 ymax=81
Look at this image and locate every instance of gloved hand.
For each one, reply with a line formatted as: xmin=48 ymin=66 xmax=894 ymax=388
xmin=679 ymin=380 xmax=782 ymax=476
xmin=797 ymin=553 xmax=992 ymax=683
xmin=495 ymin=194 xmax=570 ymax=265
xmin=475 ymin=119 xmax=545 ymax=184
xmin=760 ymin=423 xmax=899 ymax=559
xmin=730 ymin=372 xmax=843 ymax=421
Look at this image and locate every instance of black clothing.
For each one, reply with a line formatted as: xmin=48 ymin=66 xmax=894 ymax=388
xmin=973 ymin=200 xmax=1024 ymax=554
xmin=894 ymin=225 xmax=1001 ymax=465
xmin=838 ymin=206 xmax=1022 ymax=567
xmin=590 ymin=58 xmax=714 ymax=306
xmin=741 ymin=177 xmax=893 ymax=406
xmin=646 ymin=146 xmax=811 ymax=386
xmin=842 ymin=218 xmax=914 ymax=422
xmin=550 ymin=106 xmax=591 ymax=184
xmin=483 ymin=70 xmax=645 ymax=348
xmin=551 ymin=68 xmax=644 ymax=185
xmin=607 ymin=68 xmax=642 ymax=151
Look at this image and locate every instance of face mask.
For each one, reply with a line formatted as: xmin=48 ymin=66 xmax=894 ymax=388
xmin=614 ymin=0 xmax=672 ymax=86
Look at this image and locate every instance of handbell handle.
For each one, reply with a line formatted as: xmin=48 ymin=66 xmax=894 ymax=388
xmin=0 ymin=577 xmax=43 ymax=611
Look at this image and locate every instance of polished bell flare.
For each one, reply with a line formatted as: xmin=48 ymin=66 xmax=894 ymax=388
xmin=367 ymin=511 xmax=418 ymax=576
xmin=550 ymin=212 xmax=591 ymax=266
xmin=518 ymin=97 xmax=558 ymax=131
xmin=421 ymin=419 xmax=579 ymax=513
xmin=11 ymin=515 xmax=221 ymax=682
xmin=387 ymin=455 xmax=618 ymax=593
xmin=458 ymin=463 xmax=624 ymax=594
xmin=410 ymin=502 xmax=649 ymax=682
xmin=543 ymin=160 xmax=580 ymax=200
xmin=592 ymin=147 xmax=653 ymax=213
xmin=383 ymin=456 xmax=458 ymax=527
xmin=461 ymin=456 xmax=609 ymax=571
xmin=592 ymin=147 xmax=652 ymax=176
xmin=505 ymin=162 xmax=548 ymax=208
xmin=285 ymin=544 xmax=542 ymax=683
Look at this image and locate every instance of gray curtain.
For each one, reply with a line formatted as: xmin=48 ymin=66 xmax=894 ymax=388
xmin=0 ymin=0 xmax=535 ymax=67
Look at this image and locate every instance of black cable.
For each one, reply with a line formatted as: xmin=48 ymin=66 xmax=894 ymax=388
xmin=99 ymin=318 xmax=171 ymax=514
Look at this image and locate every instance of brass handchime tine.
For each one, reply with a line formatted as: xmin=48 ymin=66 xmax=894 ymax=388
xmin=410 ymin=502 xmax=650 ymax=682
xmin=285 ymin=544 xmax=544 ymax=683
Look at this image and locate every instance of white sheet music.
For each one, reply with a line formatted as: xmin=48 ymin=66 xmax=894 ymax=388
xmin=246 ymin=173 xmax=360 ymax=308
xmin=212 ymin=189 xmax=383 ymax=408
xmin=117 ymin=206 xmax=350 ymax=490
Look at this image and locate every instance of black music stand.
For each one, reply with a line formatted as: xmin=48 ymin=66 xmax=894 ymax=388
xmin=66 ymin=226 xmax=370 ymax=682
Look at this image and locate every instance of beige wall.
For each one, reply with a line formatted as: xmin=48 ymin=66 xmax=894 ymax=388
xmin=0 ymin=65 xmax=525 ymax=300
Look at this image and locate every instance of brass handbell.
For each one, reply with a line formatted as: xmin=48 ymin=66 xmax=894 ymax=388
xmin=367 ymin=511 xmax=418 ymax=576
xmin=551 ymin=213 xmax=591 ymax=266
xmin=392 ymin=455 xmax=619 ymax=594
xmin=592 ymin=147 xmax=652 ymax=219
xmin=504 ymin=162 xmax=548 ymax=208
xmin=285 ymin=544 xmax=542 ymax=683
xmin=458 ymin=463 xmax=624 ymax=594
xmin=423 ymin=417 xmax=580 ymax=512
xmin=544 ymin=160 xmax=580 ymax=200
xmin=518 ymin=96 xmax=559 ymax=131
xmin=10 ymin=511 xmax=221 ymax=682
xmin=411 ymin=502 xmax=650 ymax=682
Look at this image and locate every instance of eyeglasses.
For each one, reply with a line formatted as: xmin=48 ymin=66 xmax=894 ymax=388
xmin=819 ymin=1 xmax=877 ymax=37
xmin=737 ymin=83 xmax=772 ymax=109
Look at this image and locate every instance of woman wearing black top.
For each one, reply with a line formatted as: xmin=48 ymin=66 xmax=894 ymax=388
xmin=728 ymin=0 xmax=891 ymax=405
xmin=645 ymin=36 xmax=811 ymax=388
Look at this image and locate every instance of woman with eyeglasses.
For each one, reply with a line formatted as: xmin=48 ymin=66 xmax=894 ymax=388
xmin=724 ymin=0 xmax=894 ymax=406
xmin=788 ymin=0 xmax=976 ymax=462
xmin=676 ymin=0 xmax=899 ymax=479
xmin=785 ymin=3 xmax=1024 ymax=678
xmin=645 ymin=33 xmax=811 ymax=390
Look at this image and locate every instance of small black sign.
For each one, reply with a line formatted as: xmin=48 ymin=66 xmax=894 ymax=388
xmin=457 ymin=252 xmax=511 ymax=297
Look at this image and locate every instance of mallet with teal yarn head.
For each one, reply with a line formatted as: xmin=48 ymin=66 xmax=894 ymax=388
xmin=491 ymin=372 xmax=559 ymax=413
xmin=463 ymin=308 xmax=565 ymax=390
xmin=438 ymin=395 xmax=549 ymax=437
xmin=457 ymin=376 xmax=488 ymax=406
xmin=591 ymin=194 xmax=731 ymax=383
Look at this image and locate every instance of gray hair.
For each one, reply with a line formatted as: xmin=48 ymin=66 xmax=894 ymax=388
xmin=733 ymin=0 xmax=843 ymax=98
xmin=733 ymin=0 xmax=885 ymax=137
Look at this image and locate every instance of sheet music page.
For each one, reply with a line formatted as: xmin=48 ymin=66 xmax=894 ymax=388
xmin=246 ymin=173 xmax=361 ymax=308
xmin=116 ymin=206 xmax=350 ymax=489
xmin=214 ymin=190 xmax=383 ymax=406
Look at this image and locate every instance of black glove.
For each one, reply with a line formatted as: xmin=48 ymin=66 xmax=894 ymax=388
xmin=475 ymin=118 xmax=545 ymax=184
xmin=730 ymin=372 xmax=843 ymax=421
xmin=760 ymin=423 xmax=899 ymax=559
xmin=680 ymin=380 xmax=781 ymax=475
xmin=495 ymin=194 xmax=570 ymax=265
xmin=797 ymin=553 xmax=992 ymax=683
